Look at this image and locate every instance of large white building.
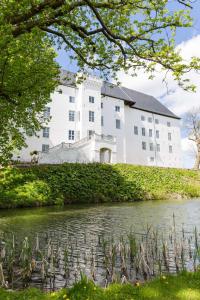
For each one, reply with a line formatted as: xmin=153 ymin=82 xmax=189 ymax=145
xmin=16 ymin=70 xmax=182 ymax=167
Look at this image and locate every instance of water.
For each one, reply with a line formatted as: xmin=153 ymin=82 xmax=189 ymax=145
xmin=0 ymin=198 xmax=200 ymax=290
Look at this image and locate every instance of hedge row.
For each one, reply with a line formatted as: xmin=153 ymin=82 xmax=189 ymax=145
xmin=0 ymin=163 xmax=200 ymax=208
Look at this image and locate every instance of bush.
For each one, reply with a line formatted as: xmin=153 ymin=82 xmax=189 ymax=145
xmin=0 ymin=163 xmax=199 ymax=208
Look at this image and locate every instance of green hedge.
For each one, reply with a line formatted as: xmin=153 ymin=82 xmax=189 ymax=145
xmin=0 ymin=163 xmax=200 ymax=208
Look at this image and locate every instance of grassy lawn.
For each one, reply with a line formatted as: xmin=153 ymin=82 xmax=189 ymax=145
xmin=1 ymin=272 xmax=200 ymax=300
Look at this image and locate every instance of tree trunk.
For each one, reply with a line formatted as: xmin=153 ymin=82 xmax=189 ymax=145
xmin=193 ymin=152 xmax=200 ymax=170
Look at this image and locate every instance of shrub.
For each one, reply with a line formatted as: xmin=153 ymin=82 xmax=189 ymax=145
xmin=0 ymin=163 xmax=199 ymax=208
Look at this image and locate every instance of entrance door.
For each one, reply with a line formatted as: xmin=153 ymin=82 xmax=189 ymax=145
xmin=100 ymin=148 xmax=111 ymax=163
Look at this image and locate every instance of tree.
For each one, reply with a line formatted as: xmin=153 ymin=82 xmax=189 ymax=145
xmin=184 ymin=108 xmax=200 ymax=169
xmin=1 ymin=0 xmax=200 ymax=164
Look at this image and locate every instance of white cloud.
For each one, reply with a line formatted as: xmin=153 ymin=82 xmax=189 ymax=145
xmin=116 ymin=35 xmax=200 ymax=168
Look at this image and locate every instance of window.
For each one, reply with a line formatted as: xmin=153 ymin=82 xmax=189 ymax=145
xmin=149 ymin=143 xmax=154 ymax=151
xmin=142 ymin=141 xmax=146 ymax=150
xmin=155 ymin=119 xmax=159 ymax=124
xmin=156 ymin=130 xmax=159 ymax=139
xmin=142 ymin=127 xmax=145 ymax=136
xmin=88 ymin=130 xmax=95 ymax=138
xmin=43 ymin=127 xmax=49 ymax=138
xmin=116 ymin=119 xmax=121 ymax=129
xmin=89 ymin=111 xmax=94 ymax=122
xmin=168 ymin=132 xmax=172 ymax=141
xmin=101 ymin=116 xmax=104 ymax=126
xmin=149 ymin=129 xmax=153 ymax=137
xmin=169 ymin=145 xmax=173 ymax=153
xmin=101 ymin=102 xmax=103 ymax=109
xmin=68 ymin=130 xmax=75 ymax=140
xmin=69 ymin=110 xmax=75 ymax=121
xmin=43 ymin=107 xmax=50 ymax=119
xmin=134 ymin=126 xmax=138 ymax=135
xmin=167 ymin=121 xmax=171 ymax=127
xmin=115 ymin=106 xmax=120 ymax=112
xmin=26 ymin=129 xmax=34 ymax=137
xmin=150 ymin=157 xmax=155 ymax=162
xmin=157 ymin=144 xmax=160 ymax=152
xmin=141 ymin=115 xmax=145 ymax=121
xmin=42 ymin=144 xmax=49 ymax=153
xmin=89 ymin=96 xmax=95 ymax=103
xmin=148 ymin=117 xmax=152 ymax=123
xmin=69 ymin=96 xmax=75 ymax=103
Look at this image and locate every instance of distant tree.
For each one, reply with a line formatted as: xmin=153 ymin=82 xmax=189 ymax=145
xmin=1 ymin=0 xmax=200 ymax=164
xmin=184 ymin=108 xmax=200 ymax=169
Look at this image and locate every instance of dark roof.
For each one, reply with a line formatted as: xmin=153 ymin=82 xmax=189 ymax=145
xmin=102 ymin=82 xmax=180 ymax=119
xmin=60 ymin=70 xmax=180 ymax=120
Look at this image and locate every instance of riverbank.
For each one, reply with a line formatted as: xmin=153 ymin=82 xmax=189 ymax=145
xmin=0 ymin=271 xmax=200 ymax=299
xmin=0 ymin=163 xmax=200 ymax=208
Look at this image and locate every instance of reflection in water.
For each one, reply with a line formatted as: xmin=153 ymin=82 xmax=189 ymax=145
xmin=0 ymin=198 xmax=200 ymax=290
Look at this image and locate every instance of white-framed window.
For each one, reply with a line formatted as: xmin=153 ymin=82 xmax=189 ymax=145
xmin=148 ymin=117 xmax=152 ymax=123
xmin=155 ymin=118 xmax=159 ymax=124
xmin=26 ymin=129 xmax=34 ymax=137
xmin=115 ymin=106 xmax=120 ymax=112
xmin=156 ymin=130 xmax=159 ymax=139
xmin=89 ymin=96 xmax=95 ymax=103
xmin=69 ymin=110 xmax=75 ymax=121
xmin=88 ymin=130 xmax=95 ymax=138
xmin=141 ymin=115 xmax=145 ymax=121
xmin=149 ymin=129 xmax=153 ymax=137
xmin=142 ymin=141 xmax=146 ymax=150
xmin=169 ymin=145 xmax=173 ymax=153
xmin=43 ymin=127 xmax=49 ymax=138
xmin=149 ymin=143 xmax=154 ymax=151
xmin=68 ymin=130 xmax=75 ymax=140
xmin=116 ymin=119 xmax=121 ymax=129
xmin=167 ymin=121 xmax=171 ymax=127
xmin=150 ymin=157 xmax=155 ymax=162
xmin=134 ymin=126 xmax=138 ymax=135
xmin=43 ymin=107 xmax=50 ymax=119
xmin=89 ymin=111 xmax=94 ymax=122
xmin=69 ymin=96 xmax=75 ymax=103
xmin=101 ymin=102 xmax=103 ymax=109
xmin=142 ymin=127 xmax=145 ymax=136
xmin=157 ymin=144 xmax=160 ymax=152
xmin=101 ymin=116 xmax=104 ymax=126
xmin=42 ymin=144 xmax=49 ymax=153
xmin=168 ymin=132 xmax=172 ymax=141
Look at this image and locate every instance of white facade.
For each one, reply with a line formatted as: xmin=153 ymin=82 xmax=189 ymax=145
xmin=16 ymin=73 xmax=182 ymax=167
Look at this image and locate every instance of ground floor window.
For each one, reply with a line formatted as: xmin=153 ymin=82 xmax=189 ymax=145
xmin=42 ymin=144 xmax=49 ymax=153
xmin=69 ymin=130 xmax=75 ymax=140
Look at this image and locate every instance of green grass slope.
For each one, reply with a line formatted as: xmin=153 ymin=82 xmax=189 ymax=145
xmin=0 ymin=163 xmax=200 ymax=208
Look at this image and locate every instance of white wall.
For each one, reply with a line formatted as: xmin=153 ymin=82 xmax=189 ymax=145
xmin=124 ymin=106 xmax=182 ymax=167
xmin=15 ymin=75 xmax=182 ymax=168
xmin=101 ymin=96 xmax=125 ymax=163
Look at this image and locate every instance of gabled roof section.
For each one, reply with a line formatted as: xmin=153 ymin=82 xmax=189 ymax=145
xmin=102 ymin=81 xmax=180 ymax=120
xmin=60 ymin=70 xmax=180 ymax=120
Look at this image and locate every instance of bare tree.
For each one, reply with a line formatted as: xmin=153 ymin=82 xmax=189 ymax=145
xmin=184 ymin=108 xmax=200 ymax=169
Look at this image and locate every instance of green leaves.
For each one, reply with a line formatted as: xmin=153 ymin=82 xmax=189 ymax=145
xmin=0 ymin=163 xmax=200 ymax=208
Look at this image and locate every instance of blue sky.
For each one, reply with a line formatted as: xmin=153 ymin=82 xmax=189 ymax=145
xmin=55 ymin=2 xmax=200 ymax=168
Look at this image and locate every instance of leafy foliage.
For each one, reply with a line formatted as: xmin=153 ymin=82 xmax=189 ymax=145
xmin=0 ymin=163 xmax=200 ymax=208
